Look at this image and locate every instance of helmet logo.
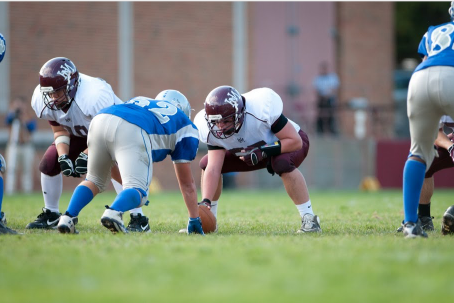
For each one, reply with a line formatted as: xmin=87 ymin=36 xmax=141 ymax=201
xmin=225 ymin=89 xmax=241 ymax=110
xmin=57 ymin=63 xmax=75 ymax=81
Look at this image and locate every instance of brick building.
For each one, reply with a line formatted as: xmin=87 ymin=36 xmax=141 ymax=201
xmin=0 ymin=2 xmax=395 ymax=191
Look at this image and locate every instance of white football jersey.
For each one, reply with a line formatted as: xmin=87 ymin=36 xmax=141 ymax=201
xmin=195 ymin=87 xmax=300 ymax=151
xmin=440 ymin=115 xmax=454 ymax=133
xmin=31 ymin=73 xmax=123 ymax=137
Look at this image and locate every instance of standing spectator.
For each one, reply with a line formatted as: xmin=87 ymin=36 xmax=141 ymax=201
xmin=5 ymin=96 xmax=37 ymax=194
xmin=313 ymin=62 xmax=340 ymax=135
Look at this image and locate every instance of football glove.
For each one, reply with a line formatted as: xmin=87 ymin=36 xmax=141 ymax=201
xmin=187 ymin=217 xmax=204 ymax=235
xmin=75 ymin=152 xmax=88 ymax=175
xmin=449 ymin=144 xmax=454 ymax=163
xmin=58 ymin=155 xmax=80 ymax=178
xmin=243 ymin=147 xmax=266 ymax=166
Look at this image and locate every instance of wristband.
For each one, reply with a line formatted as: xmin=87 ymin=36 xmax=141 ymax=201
xmin=55 ymin=135 xmax=70 ymax=147
xmin=260 ymin=141 xmax=281 ymax=157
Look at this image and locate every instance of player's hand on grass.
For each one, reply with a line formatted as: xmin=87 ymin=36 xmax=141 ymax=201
xmin=187 ymin=217 xmax=204 ymax=235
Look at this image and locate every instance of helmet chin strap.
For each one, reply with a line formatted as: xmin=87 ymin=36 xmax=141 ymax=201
xmin=59 ymin=96 xmax=74 ymax=112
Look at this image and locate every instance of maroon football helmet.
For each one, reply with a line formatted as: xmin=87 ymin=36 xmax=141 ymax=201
xmin=39 ymin=57 xmax=80 ymax=110
xmin=204 ymin=85 xmax=245 ymax=139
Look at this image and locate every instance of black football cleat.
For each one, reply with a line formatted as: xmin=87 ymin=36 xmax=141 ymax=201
xmin=26 ymin=208 xmax=61 ymax=229
xmin=397 ymin=216 xmax=434 ymax=233
xmin=442 ymin=205 xmax=454 ymax=235
xmin=403 ymin=219 xmax=428 ymax=238
xmin=126 ymin=213 xmax=151 ymax=233
xmin=0 ymin=213 xmax=19 ymax=235
xmin=419 ymin=216 xmax=434 ymax=231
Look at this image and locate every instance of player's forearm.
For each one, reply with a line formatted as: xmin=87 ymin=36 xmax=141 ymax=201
xmin=279 ymin=137 xmax=302 ymax=153
xmin=435 ymin=129 xmax=453 ymax=150
xmin=54 ymin=130 xmax=71 ymax=156
xmin=179 ymin=182 xmax=198 ymax=218
xmin=202 ymin=168 xmax=221 ymax=201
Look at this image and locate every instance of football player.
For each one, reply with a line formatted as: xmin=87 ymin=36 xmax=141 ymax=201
xmin=192 ymin=85 xmax=321 ymax=233
xmin=0 ymin=154 xmax=19 ymax=234
xmin=57 ymin=90 xmax=204 ymax=235
xmin=397 ymin=115 xmax=454 ymax=234
xmin=402 ymin=1 xmax=454 ymax=238
xmin=27 ymin=57 xmax=149 ymax=232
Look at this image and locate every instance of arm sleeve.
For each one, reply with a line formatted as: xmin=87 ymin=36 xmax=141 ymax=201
xmin=271 ymin=114 xmax=288 ymax=133
xmin=207 ymin=144 xmax=225 ymax=151
xmin=171 ymin=137 xmax=199 ymax=163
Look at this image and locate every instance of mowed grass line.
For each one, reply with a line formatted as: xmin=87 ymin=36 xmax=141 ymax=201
xmin=0 ymin=189 xmax=453 ymax=303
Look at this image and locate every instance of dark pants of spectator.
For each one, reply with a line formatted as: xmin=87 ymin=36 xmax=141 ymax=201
xmin=316 ymin=96 xmax=337 ymax=135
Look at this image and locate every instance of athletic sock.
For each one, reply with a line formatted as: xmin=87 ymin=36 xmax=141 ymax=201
xmin=110 ymin=188 xmax=141 ymax=212
xmin=296 ymin=200 xmax=314 ymax=217
xmin=41 ymin=173 xmax=63 ymax=213
xmin=210 ymin=200 xmax=218 ymax=219
xmin=66 ymin=185 xmax=94 ymax=217
xmin=403 ymin=159 xmax=426 ymax=223
xmin=111 ymin=178 xmax=123 ymax=194
xmin=418 ymin=203 xmax=431 ymax=218
xmin=129 ymin=207 xmax=144 ymax=216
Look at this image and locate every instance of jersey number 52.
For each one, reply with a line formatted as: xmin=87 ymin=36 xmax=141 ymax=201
xmin=129 ymin=97 xmax=178 ymax=124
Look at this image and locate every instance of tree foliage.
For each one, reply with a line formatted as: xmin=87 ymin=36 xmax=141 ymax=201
xmin=396 ymin=2 xmax=450 ymax=66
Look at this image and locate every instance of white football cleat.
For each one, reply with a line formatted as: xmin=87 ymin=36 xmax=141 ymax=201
xmin=101 ymin=206 xmax=128 ymax=234
xmin=57 ymin=214 xmax=79 ymax=234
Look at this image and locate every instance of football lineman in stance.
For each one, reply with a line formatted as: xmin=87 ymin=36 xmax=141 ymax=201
xmin=193 ymin=85 xmax=322 ymax=233
xmin=402 ymin=2 xmax=454 ymax=238
xmin=57 ymin=90 xmax=204 ymax=235
xmin=28 ymin=57 xmax=149 ymax=232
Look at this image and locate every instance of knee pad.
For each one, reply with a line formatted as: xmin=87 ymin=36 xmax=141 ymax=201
xmin=271 ymin=156 xmax=296 ymax=176
xmin=39 ymin=145 xmax=60 ymax=176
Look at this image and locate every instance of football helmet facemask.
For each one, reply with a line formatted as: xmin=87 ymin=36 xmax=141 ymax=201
xmin=39 ymin=57 xmax=80 ymax=111
xmin=204 ymin=85 xmax=245 ymax=139
xmin=155 ymin=89 xmax=192 ymax=119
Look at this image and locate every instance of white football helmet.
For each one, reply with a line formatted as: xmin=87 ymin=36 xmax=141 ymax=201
xmin=155 ymin=90 xmax=192 ymax=119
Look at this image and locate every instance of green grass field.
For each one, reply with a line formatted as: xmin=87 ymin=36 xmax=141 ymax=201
xmin=0 ymin=189 xmax=453 ymax=303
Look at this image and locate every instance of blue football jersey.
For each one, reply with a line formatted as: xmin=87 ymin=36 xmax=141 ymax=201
xmin=98 ymin=96 xmax=199 ymax=163
xmin=415 ymin=21 xmax=454 ymax=72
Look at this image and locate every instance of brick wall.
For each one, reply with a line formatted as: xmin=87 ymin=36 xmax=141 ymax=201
xmin=337 ymin=2 xmax=395 ymax=138
xmin=337 ymin=2 xmax=394 ymax=137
